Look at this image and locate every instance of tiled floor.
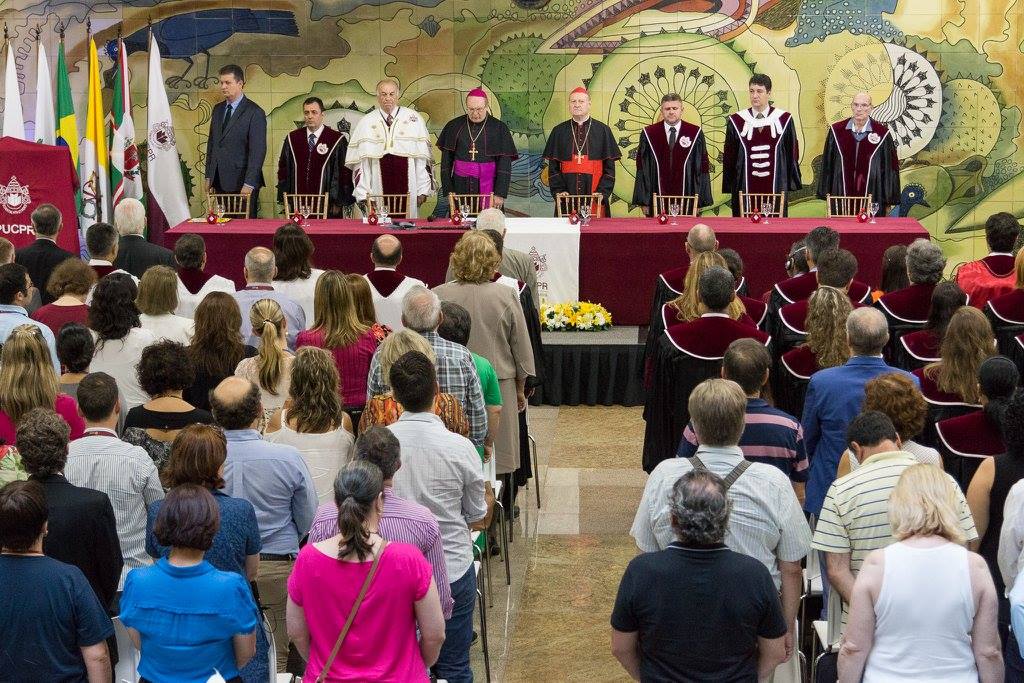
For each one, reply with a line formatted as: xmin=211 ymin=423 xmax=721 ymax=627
xmin=468 ymin=405 xmax=647 ymax=682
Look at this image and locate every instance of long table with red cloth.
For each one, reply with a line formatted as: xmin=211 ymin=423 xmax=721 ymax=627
xmin=166 ymin=217 xmax=929 ymax=325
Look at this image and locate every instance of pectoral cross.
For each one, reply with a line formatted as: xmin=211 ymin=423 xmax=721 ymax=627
xmin=575 ymin=152 xmax=585 ymax=163
xmin=469 ymin=145 xmax=478 ymax=161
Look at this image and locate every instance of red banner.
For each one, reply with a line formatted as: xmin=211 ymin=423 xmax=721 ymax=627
xmin=0 ymin=137 xmax=81 ymax=254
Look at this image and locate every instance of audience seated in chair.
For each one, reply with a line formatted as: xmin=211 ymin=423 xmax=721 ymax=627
xmin=895 ymin=282 xmax=968 ymax=371
xmin=648 ymin=223 xmax=718 ymax=325
xmin=720 ymin=248 xmax=767 ymax=327
xmin=956 ymin=211 xmax=1021 ymax=309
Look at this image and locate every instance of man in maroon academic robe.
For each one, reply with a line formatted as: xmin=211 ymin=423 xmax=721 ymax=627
xmin=956 ymin=212 xmax=1021 ymax=309
xmin=276 ymin=96 xmax=353 ymax=217
xmin=632 ymin=93 xmax=713 ymax=217
xmin=722 ymin=74 xmax=802 ymax=217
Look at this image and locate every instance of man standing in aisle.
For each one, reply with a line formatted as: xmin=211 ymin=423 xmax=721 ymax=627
xmin=543 ymin=87 xmax=620 ymax=217
xmin=204 ymin=65 xmax=267 ymax=218
xmin=347 ymin=78 xmax=433 ymax=217
xmin=276 ymin=96 xmax=353 ymax=217
xmin=436 ymin=88 xmax=517 ymax=210
xmin=722 ymin=74 xmax=802 ymax=217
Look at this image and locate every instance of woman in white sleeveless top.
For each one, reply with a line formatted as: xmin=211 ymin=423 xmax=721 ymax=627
xmin=839 ymin=464 xmax=1002 ymax=682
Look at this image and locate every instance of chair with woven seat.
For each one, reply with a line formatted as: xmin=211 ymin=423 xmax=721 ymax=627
xmin=207 ymin=193 xmax=250 ymax=219
xmin=738 ymin=191 xmax=786 ymax=218
xmin=826 ymin=194 xmax=872 ymax=218
xmin=652 ymin=194 xmax=699 ymax=217
xmin=449 ymin=193 xmax=495 ymax=218
xmin=367 ymin=194 xmax=410 ymax=218
xmin=283 ymin=192 xmax=329 ymax=219
xmin=555 ymin=193 xmax=603 ymax=218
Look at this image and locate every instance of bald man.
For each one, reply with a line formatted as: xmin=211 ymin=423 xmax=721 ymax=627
xmin=232 ymin=246 xmax=305 ymax=348
xmin=649 ymin=223 xmax=720 ymax=315
xmin=364 ymin=234 xmax=426 ymax=330
xmin=346 ymin=79 xmax=433 ymax=217
xmin=817 ymin=92 xmax=900 ymax=215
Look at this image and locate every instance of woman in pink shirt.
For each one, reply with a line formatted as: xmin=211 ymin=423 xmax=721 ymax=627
xmin=0 ymin=324 xmax=85 ymax=443
xmin=296 ymin=271 xmax=379 ymax=410
xmin=286 ymin=460 xmax=445 ymax=681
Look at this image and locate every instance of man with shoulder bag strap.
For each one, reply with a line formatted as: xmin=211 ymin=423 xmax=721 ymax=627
xmin=631 ymin=378 xmax=812 ymax=682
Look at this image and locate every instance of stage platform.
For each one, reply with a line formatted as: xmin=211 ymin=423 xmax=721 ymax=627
xmin=166 ymin=217 xmax=929 ymax=326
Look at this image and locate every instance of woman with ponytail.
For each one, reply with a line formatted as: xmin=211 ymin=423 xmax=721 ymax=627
xmin=234 ymin=299 xmax=293 ymax=425
xmin=286 ymin=460 xmax=445 ymax=682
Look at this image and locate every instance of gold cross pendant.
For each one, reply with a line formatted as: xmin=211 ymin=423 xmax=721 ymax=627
xmin=575 ymin=152 xmax=585 ymax=163
xmin=469 ymin=145 xmax=478 ymax=161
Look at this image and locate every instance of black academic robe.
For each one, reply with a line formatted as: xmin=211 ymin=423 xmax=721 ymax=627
xmin=776 ymin=297 xmax=866 ymax=356
xmin=894 ymin=328 xmax=941 ymax=371
xmin=876 ymin=283 xmax=936 ymax=325
xmin=776 ymin=344 xmax=818 ymax=417
xmin=437 ymin=115 xmax=517 ymax=199
xmin=768 ymin=271 xmax=871 ymax=324
xmin=276 ymin=126 xmax=354 ymax=215
xmin=936 ymin=410 xmax=1002 ymax=488
xmin=986 ymin=289 xmax=1024 ymax=353
xmin=816 ymin=117 xmax=900 ymax=208
xmin=722 ymin=106 xmax=802 ymax=217
xmin=641 ymin=316 xmax=770 ymax=472
xmin=632 ymin=121 xmax=713 ymax=215
xmin=543 ymin=118 xmax=620 ymax=217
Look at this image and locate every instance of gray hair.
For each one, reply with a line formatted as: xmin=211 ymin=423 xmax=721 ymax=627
xmin=905 ymin=238 xmax=945 ymax=285
xmin=244 ymin=247 xmax=276 ymax=283
xmin=847 ymin=306 xmax=889 ymax=356
xmin=669 ymin=470 xmax=731 ymax=545
xmin=401 ymin=285 xmax=442 ymax=332
xmin=475 ymin=208 xmax=506 ymax=234
xmin=113 ymin=197 xmax=146 ymax=236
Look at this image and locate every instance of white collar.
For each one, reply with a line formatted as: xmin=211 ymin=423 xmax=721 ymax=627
xmin=306 ymin=125 xmax=325 ymax=139
xmin=88 ymin=259 xmax=114 ymax=266
xmin=701 ymin=312 xmax=731 ymax=318
xmin=374 ymin=266 xmax=397 ymax=271
xmin=81 ymin=427 xmax=118 ymax=437
xmin=572 ymin=116 xmax=591 ymax=125
xmin=735 ymin=106 xmax=787 ymax=140
xmin=664 ymin=120 xmax=680 ymax=133
xmin=989 ymin=252 xmax=1014 ymax=257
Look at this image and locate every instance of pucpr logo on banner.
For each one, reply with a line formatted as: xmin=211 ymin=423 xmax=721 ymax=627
xmin=0 ymin=176 xmax=31 ymax=215
xmin=148 ymin=121 xmax=177 ymax=159
xmin=529 ymin=246 xmax=549 ymax=293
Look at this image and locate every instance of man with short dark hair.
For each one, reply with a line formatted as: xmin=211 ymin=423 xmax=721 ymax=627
xmin=173 ymin=233 xmax=235 ymax=317
xmin=276 ymin=96 xmax=353 ymax=217
xmin=616 ymin=469 xmax=789 ymax=681
xmin=16 ymin=202 xmax=75 ymax=304
xmin=0 ymin=262 xmax=59 ymax=371
xmin=65 ymin=372 xmax=163 ymax=589
xmin=19 ymin=407 xmax=123 ymax=610
xmin=211 ymin=376 xmax=316 ymax=670
xmin=85 ymin=222 xmax=136 ymax=283
xmin=387 ymin=351 xmax=487 ymax=683
xmin=956 ymin=212 xmax=1022 ymax=308
xmin=307 ymin=426 xmax=454 ymax=618
xmin=770 ymin=227 xmax=872 ymax=309
xmin=776 ymin=248 xmax=865 ymax=344
xmin=205 ymin=64 xmax=267 ymax=217
xmin=364 ymin=234 xmax=425 ymax=331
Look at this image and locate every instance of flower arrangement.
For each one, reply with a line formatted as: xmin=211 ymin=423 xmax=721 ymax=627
xmin=540 ymin=301 xmax=613 ymax=331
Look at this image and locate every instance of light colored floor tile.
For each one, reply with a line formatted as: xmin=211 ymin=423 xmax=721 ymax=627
xmin=535 ymin=512 xmax=581 ymax=535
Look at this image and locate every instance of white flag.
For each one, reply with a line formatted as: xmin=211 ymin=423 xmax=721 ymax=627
xmin=2 ymin=41 xmax=26 ymax=140
xmin=33 ymin=40 xmax=55 ymax=145
xmin=146 ymin=32 xmax=189 ymax=226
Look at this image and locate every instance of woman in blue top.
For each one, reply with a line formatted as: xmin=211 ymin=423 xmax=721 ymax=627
xmin=145 ymin=424 xmax=269 ymax=682
xmin=123 ymin=483 xmax=258 ymax=682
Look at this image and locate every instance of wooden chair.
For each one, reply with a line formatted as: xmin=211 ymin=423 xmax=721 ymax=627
xmin=826 ymin=194 xmax=872 ymax=218
xmin=367 ymin=194 xmax=410 ymax=219
xmin=555 ymin=193 xmax=603 ymax=218
xmin=738 ymin=191 xmax=785 ymax=218
xmin=283 ymin=193 xmax=329 ymax=219
xmin=652 ymin=194 xmax=699 ymax=217
xmin=207 ymin=193 xmax=250 ymax=219
xmin=449 ymin=193 xmax=495 ymax=218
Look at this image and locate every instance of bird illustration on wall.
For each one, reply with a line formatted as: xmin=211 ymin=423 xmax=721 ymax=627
xmin=893 ymin=183 xmax=930 ymax=217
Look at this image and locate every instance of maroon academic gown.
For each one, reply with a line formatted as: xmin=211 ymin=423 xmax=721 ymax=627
xmin=632 ymin=121 xmax=713 ymax=216
xmin=276 ymin=126 xmax=353 ymax=214
xmin=816 ymin=117 xmax=900 ymax=208
xmin=722 ymin=106 xmax=802 ymax=216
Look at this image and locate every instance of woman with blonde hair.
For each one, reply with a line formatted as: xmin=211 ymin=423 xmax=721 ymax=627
xmin=781 ymin=285 xmax=854 ymax=377
xmin=839 ymin=464 xmax=1001 ymax=682
xmin=234 ymin=298 xmax=293 ymax=423
xmin=345 ymin=272 xmax=390 ymax=341
xmin=30 ymin=258 xmax=95 ymax=335
xmin=359 ymin=328 xmax=469 ymax=436
xmin=136 ymin=265 xmax=194 ymax=344
xmin=265 ymin=347 xmax=354 ymax=502
xmin=0 ymin=324 xmax=85 ymax=443
xmin=296 ymin=271 xmax=378 ymax=412
xmin=913 ymin=306 xmax=997 ymax=407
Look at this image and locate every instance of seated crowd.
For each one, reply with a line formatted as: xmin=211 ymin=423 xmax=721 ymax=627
xmin=0 ymin=201 xmax=537 ymax=682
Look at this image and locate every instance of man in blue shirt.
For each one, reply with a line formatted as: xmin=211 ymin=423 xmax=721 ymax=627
xmin=232 ymin=247 xmax=306 ymax=349
xmin=211 ymin=376 xmax=316 ymax=672
xmin=0 ymin=262 xmax=59 ymax=372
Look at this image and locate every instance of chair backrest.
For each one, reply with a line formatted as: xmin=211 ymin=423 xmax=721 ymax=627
xmin=284 ymin=193 xmax=329 ymax=219
xmin=367 ymin=194 xmax=410 ymax=219
xmin=738 ymin=191 xmax=785 ymax=218
xmin=448 ymin=193 xmax=495 ymax=218
xmin=826 ymin=194 xmax=872 ymax=218
xmin=652 ymin=194 xmax=699 ymax=217
xmin=207 ymin=193 xmax=250 ymax=219
xmin=555 ymin=194 xmax=603 ymax=218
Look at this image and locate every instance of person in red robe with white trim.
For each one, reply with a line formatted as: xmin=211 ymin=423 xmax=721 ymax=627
xmin=276 ymin=96 xmax=353 ymax=217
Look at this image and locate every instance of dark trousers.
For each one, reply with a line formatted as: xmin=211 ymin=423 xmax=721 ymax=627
xmin=433 ymin=565 xmax=477 ymax=683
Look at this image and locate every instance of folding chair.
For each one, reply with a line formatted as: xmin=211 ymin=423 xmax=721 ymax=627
xmin=449 ymin=193 xmax=495 ymax=218
xmin=283 ymin=192 xmax=329 ymax=219
xmin=472 ymin=529 xmax=493 ymax=608
xmin=207 ymin=192 xmax=251 ymax=219
xmin=652 ymin=194 xmax=700 ymax=217
xmin=826 ymin=194 xmax=872 ymax=218
xmin=555 ymin=193 xmax=603 ymax=218
xmin=738 ymin=191 xmax=786 ymax=218
xmin=492 ymin=479 xmax=511 ymax=586
xmin=475 ymin=560 xmax=492 ymax=682
xmin=367 ymin=194 xmax=410 ymax=218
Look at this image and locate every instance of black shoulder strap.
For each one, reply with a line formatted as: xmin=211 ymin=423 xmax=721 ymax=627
xmin=687 ymin=455 xmax=752 ymax=492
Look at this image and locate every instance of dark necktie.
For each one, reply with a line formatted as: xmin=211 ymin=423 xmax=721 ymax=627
xmin=385 ymin=113 xmax=394 ymax=127
xmin=668 ymin=126 xmax=677 ymax=165
xmin=223 ymin=103 xmax=234 ymax=128
xmin=755 ymin=112 xmax=765 ymax=120
xmin=308 ymin=132 xmax=316 ymax=151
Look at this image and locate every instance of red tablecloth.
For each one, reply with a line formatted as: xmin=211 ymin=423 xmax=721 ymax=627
xmin=166 ymin=217 xmax=929 ymax=325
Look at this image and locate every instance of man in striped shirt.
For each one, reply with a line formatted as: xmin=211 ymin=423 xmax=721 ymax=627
xmin=306 ymin=426 xmax=453 ymax=618
xmin=677 ymin=338 xmax=807 ymax=493
xmin=811 ymin=411 xmax=977 ymax=632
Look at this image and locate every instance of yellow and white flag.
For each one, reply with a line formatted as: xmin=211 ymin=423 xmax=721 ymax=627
xmin=79 ymin=37 xmax=110 ymax=231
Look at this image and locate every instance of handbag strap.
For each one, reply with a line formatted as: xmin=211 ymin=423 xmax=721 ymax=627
xmin=316 ymin=539 xmax=389 ymax=683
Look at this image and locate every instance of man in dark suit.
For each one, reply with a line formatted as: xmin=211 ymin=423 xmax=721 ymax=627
xmin=15 ymin=203 xmax=75 ymax=305
xmin=18 ymin=407 xmax=123 ymax=609
xmin=112 ymin=197 xmax=176 ymax=278
xmin=205 ymin=64 xmax=267 ymax=218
